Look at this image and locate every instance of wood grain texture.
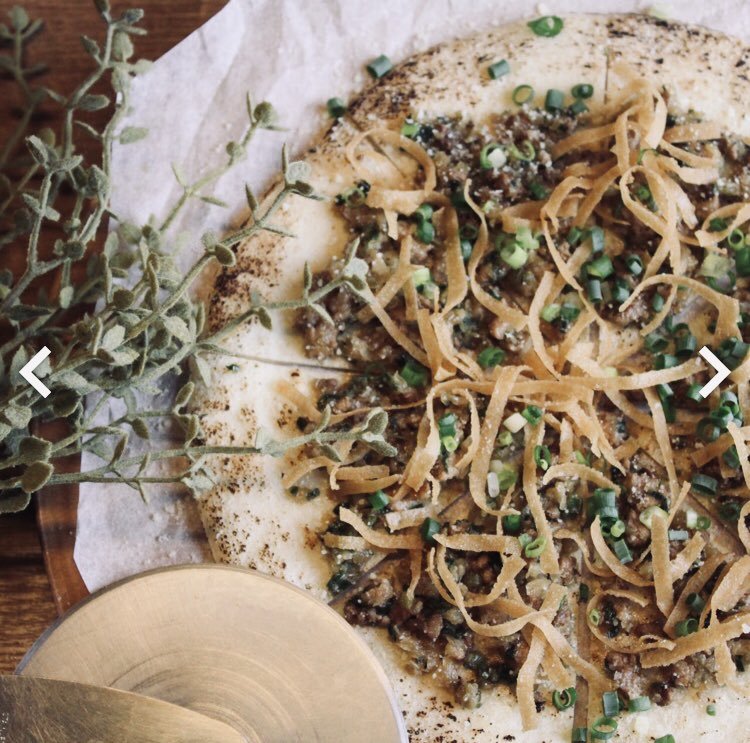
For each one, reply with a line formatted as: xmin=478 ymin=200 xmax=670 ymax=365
xmin=0 ymin=0 xmax=227 ymax=675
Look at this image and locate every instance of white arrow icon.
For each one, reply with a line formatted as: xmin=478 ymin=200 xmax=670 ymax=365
xmin=698 ymin=346 xmax=730 ymax=398
xmin=19 ymin=346 xmax=51 ymax=398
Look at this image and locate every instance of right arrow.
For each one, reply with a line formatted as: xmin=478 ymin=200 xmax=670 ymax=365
xmin=698 ymin=346 xmax=730 ymax=398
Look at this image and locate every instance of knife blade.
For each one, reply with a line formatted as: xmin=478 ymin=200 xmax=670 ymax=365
xmin=0 ymin=676 xmax=245 ymax=743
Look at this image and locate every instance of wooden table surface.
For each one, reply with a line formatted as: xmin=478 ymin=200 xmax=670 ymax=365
xmin=0 ymin=0 xmax=227 ymax=675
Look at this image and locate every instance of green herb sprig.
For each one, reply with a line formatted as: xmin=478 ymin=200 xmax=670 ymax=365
xmin=0 ymin=3 xmax=391 ymax=511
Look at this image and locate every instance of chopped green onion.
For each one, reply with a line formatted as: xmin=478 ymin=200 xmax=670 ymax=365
xmin=518 ymin=533 xmax=532 ymax=549
xmin=652 ymin=292 xmax=665 ymax=312
xmin=579 ymin=583 xmax=590 ymax=602
xmin=723 ymin=445 xmax=741 ymax=469
xmin=529 ymin=181 xmax=549 ymax=200
xmin=657 ymin=383 xmax=674 ymax=401
xmin=512 ymin=84 xmax=534 ymax=105
xmin=438 ymin=413 xmax=457 ymax=437
xmin=412 ymin=266 xmax=431 ymax=288
xmin=668 ymin=529 xmax=689 ymax=541
xmin=441 ymin=435 xmax=458 ymax=453
xmin=675 ymin=618 xmax=698 ymax=636
xmin=515 ymin=225 xmax=539 ymax=251
xmin=612 ymin=539 xmax=632 ymax=564
xmin=416 ymin=219 xmax=435 ymax=243
xmin=541 ymin=303 xmax=561 ymax=322
xmin=487 ymin=59 xmax=510 ymax=79
xmin=697 ymin=417 xmax=721 ymax=443
xmin=479 ymin=142 xmax=506 ymax=169
xmin=628 ymin=695 xmax=651 ymax=712
xmin=571 ymin=727 xmax=588 ymax=743
xmin=497 ymin=430 xmax=513 ymax=447
xmin=675 ymin=332 xmax=697 ymax=358
xmin=587 ymin=278 xmax=603 ymax=303
xmin=587 ymin=254 xmax=614 ymax=279
xmin=567 ymin=226 xmax=584 ymax=245
xmin=570 ymin=99 xmax=588 ymax=115
xmin=696 ymin=515 xmax=712 ymax=530
xmin=736 ymin=246 xmax=750 ymax=277
xmin=500 ymin=241 xmax=528 ymax=269
xmin=685 ymin=509 xmax=698 ymax=529
xmin=369 ymin=490 xmax=390 ymax=511
xmin=706 ymin=703 xmax=716 ymax=716
xmin=709 ymin=217 xmax=729 ymax=232
xmin=691 ymin=473 xmax=718 ymax=496
xmin=588 ymin=226 xmax=605 ymax=253
xmin=609 ymin=519 xmax=626 ymax=538
xmin=508 ymin=141 xmax=536 ymax=161
xmin=612 ymin=278 xmax=630 ymax=304
xmin=460 ymin=238 xmax=473 ymax=262
xmin=624 ymin=254 xmax=643 ymax=276
xmin=495 ymin=465 xmax=518 ymax=491
xmin=524 ymin=535 xmax=547 ymax=558
xmin=534 ymin=444 xmax=552 ymax=471
xmin=545 ymin=88 xmax=565 ymax=111
xmin=528 ymin=15 xmax=564 ymax=37
xmin=589 ymin=608 xmax=601 ymax=625
xmin=502 ymin=513 xmax=523 ymax=534
xmin=400 ymin=358 xmax=429 ymax=388
xmin=366 ymin=54 xmax=393 ymax=79
xmin=572 ymin=83 xmax=594 ymax=99
xmin=686 ymin=592 xmax=705 ymax=614
xmin=728 ymin=228 xmax=745 ymax=250
xmin=639 ymin=506 xmax=668 ymax=529
xmin=521 ymin=405 xmax=543 ymax=425
xmin=654 ymin=353 xmax=678 ymax=370
xmin=644 ymin=332 xmax=668 ymax=353
xmin=719 ymin=501 xmax=741 ymax=522
xmin=478 ymin=346 xmax=505 ymax=369
xmin=601 ymin=691 xmax=620 ymax=717
xmin=653 ymin=736 xmax=675 ymax=743
xmin=552 ymin=687 xmax=577 ymax=710
xmin=400 ymin=119 xmax=420 ymax=138
xmin=560 ymin=302 xmax=581 ymax=320
xmin=590 ymin=715 xmax=618 ymax=740
xmin=420 ymin=518 xmax=441 ymax=544
xmin=326 ymin=97 xmax=347 ymax=118
xmin=686 ymin=383 xmax=704 ymax=402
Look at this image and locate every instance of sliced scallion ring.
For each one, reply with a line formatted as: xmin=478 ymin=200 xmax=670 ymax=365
xmin=571 ymin=83 xmax=594 ymax=99
xmin=528 ymin=15 xmax=564 ymax=37
xmin=512 ymin=84 xmax=534 ymax=105
xmin=552 ymin=687 xmax=577 ymax=710
xmin=590 ymin=715 xmax=618 ymax=740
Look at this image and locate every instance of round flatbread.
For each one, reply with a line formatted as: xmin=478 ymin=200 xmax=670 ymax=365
xmin=196 ymin=13 xmax=750 ymax=742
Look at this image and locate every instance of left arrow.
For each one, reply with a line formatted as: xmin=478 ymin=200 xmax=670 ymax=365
xmin=19 ymin=346 xmax=51 ymax=398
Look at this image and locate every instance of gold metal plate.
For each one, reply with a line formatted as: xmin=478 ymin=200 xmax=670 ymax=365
xmin=18 ymin=565 xmax=407 ymax=743
xmin=0 ymin=676 xmax=246 ymax=743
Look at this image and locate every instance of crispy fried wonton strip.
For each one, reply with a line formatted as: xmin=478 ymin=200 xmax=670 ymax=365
xmin=347 ymin=128 xmax=439 ymax=215
xmin=641 ymin=612 xmax=750 ymax=668
xmin=651 ymin=511 xmax=674 ymax=617
xmin=542 ymin=463 xmax=621 ymax=493
xmin=517 ymin=583 xmax=568 ymax=730
xmin=438 ymin=207 xmax=468 ymax=314
xmin=523 ymin=421 xmax=559 ymax=575
xmin=339 ymin=507 xmax=422 ymax=550
xmin=643 ymin=387 xmax=679 ymax=500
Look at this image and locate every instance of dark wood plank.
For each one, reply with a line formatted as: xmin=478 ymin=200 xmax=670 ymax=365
xmin=0 ymin=0 xmax=226 ymax=675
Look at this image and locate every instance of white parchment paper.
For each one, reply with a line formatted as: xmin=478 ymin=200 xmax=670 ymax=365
xmin=75 ymin=0 xmax=750 ymax=591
